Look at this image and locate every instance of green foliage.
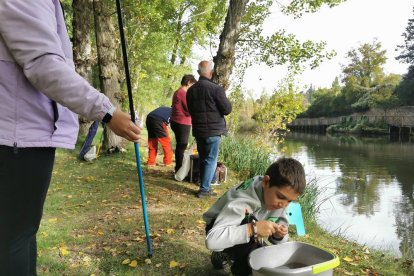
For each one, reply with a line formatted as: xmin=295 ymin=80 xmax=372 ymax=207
xmin=234 ymin=0 xmax=339 ymax=81
xmin=225 ymin=87 xmax=259 ymax=134
xmin=302 ymin=40 xmax=401 ymax=118
xmin=395 ymin=65 xmax=414 ymax=105
xmin=394 ymin=7 xmax=414 ymax=106
xmin=120 ymin=0 xmax=227 ymax=112
xmin=226 ymin=86 xmax=245 ymax=134
xmin=282 ymin=0 xmax=345 ymax=18
xmin=61 ymin=0 xmax=73 ymax=37
xmin=303 ymin=87 xmax=341 ymax=117
xmin=342 ymin=41 xmax=387 ymax=89
xmin=253 ymin=79 xmax=305 ymax=141
xmin=396 ymin=7 xmax=414 ymax=65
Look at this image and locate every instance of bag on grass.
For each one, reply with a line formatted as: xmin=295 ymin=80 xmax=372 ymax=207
xmin=174 ymin=149 xmax=191 ymax=181
xmin=84 ymin=145 xmax=97 ymax=162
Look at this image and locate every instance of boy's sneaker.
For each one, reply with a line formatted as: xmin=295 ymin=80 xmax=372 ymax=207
xmin=196 ymin=190 xmax=217 ymax=198
xmin=211 ymin=251 xmax=231 ymax=270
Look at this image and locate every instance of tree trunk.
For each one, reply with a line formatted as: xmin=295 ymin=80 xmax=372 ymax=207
xmin=212 ymin=0 xmax=249 ymax=91
xmin=72 ymin=0 xmax=94 ymax=136
xmin=93 ymin=0 xmax=123 ymax=152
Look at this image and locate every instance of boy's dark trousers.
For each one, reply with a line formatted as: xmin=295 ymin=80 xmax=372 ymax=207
xmin=206 ymin=215 xmax=262 ymax=276
xmin=223 ymin=239 xmax=262 ymax=276
xmin=0 ymin=146 xmax=55 ymax=276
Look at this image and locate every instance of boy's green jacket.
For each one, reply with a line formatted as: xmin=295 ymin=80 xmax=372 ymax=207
xmin=203 ymin=176 xmax=289 ymax=251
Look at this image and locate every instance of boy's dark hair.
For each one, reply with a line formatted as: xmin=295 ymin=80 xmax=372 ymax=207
xmin=265 ymin=157 xmax=306 ymax=194
xmin=181 ymin=74 xmax=196 ymax=86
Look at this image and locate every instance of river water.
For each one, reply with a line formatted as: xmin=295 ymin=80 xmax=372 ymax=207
xmin=281 ymin=132 xmax=414 ymax=257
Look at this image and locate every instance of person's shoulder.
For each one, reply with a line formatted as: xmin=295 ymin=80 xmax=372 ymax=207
xmin=173 ymin=88 xmax=180 ymax=96
xmin=205 ymin=80 xmax=224 ymax=92
xmin=231 ymin=176 xmax=261 ymax=193
xmin=177 ymin=88 xmax=187 ymax=96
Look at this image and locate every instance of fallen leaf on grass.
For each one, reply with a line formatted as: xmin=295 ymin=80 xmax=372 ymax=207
xmin=133 ymin=237 xmax=144 ymax=242
xmin=85 ymin=176 xmax=96 ymax=182
xmin=48 ymin=218 xmax=58 ymax=223
xmin=343 ymin=271 xmax=354 ymax=275
xmin=129 ymin=260 xmax=138 ymax=267
xmin=361 ymin=268 xmax=378 ymax=275
xmin=169 ymin=260 xmax=179 ymax=268
xmin=83 ymin=256 xmax=91 ymax=266
xmin=121 ymin=259 xmax=131 ymax=265
xmin=155 ymin=263 xmax=162 ymax=268
xmin=196 ymin=220 xmax=205 ymax=224
xmin=145 ymin=258 xmax=152 ymax=264
xmin=59 ymin=246 xmax=70 ymax=257
xmin=166 ymin=229 xmax=174 ymax=234
xmin=343 ymin=256 xmax=353 ymax=262
xmin=150 ymin=233 xmax=161 ymax=239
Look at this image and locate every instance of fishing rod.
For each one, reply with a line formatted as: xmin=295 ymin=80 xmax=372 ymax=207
xmin=115 ymin=0 xmax=153 ymax=257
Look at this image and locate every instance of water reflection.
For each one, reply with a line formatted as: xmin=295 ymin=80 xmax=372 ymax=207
xmin=282 ymin=132 xmax=414 ymax=256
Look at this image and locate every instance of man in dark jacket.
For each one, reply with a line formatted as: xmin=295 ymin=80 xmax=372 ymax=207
xmin=187 ymin=60 xmax=232 ymax=198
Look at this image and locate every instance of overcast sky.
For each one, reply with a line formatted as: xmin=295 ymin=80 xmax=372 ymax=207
xmin=240 ymin=0 xmax=414 ymax=96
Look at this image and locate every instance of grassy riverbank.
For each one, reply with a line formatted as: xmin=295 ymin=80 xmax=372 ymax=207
xmin=36 ymin=138 xmax=413 ymax=275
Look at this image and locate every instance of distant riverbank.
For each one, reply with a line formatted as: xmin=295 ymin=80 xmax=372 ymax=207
xmin=291 ymin=106 xmax=414 ymax=135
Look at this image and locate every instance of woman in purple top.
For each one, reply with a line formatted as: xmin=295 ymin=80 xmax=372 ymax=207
xmin=0 ymin=1 xmax=141 ymax=274
xmin=170 ymin=74 xmax=196 ymax=173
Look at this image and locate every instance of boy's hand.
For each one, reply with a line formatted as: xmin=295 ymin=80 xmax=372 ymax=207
xmin=272 ymin=223 xmax=288 ymax=238
xmin=256 ymin=220 xmax=278 ymax=238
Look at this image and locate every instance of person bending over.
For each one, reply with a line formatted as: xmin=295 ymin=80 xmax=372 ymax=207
xmin=203 ymin=157 xmax=306 ymax=276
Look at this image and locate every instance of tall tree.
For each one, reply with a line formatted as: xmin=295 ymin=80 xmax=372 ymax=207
xmin=395 ymin=7 xmax=414 ymax=105
xmin=72 ymin=0 xmax=95 ymax=135
xmin=120 ymin=0 xmax=226 ymax=112
xmin=213 ymin=0 xmax=345 ymax=90
xmin=213 ymin=0 xmax=249 ymax=90
xmin=341 ymin=41 xmax=387 ymax=106
xmin=166 ymin=0 xmax=227 ymax=65
xmin=342 ymin=41 xmax=387 ymax=89
xmin=396 ymin=7 xmax=414 ymax=65
xmin=93 ymin=0 xmax=123 ymax=152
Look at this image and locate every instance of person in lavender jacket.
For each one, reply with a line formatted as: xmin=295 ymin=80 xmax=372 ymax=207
xmin=0 ymin=1 xmax=141 ymax=275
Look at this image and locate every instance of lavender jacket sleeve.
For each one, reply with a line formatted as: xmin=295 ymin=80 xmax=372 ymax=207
xmin=0 ymin=0 xmax=112 ymax=120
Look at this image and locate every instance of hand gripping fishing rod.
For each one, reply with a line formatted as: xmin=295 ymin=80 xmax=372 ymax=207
xmin=115 ymin=0 xmax=153 ymax=257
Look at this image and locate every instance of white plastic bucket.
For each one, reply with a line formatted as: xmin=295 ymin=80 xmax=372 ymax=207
xmin=249 ymin=242 xmax=339 ymax=276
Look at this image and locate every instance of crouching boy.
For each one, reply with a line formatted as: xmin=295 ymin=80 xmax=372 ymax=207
xmin=203 ymin=157 xmax=306 ymax=276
